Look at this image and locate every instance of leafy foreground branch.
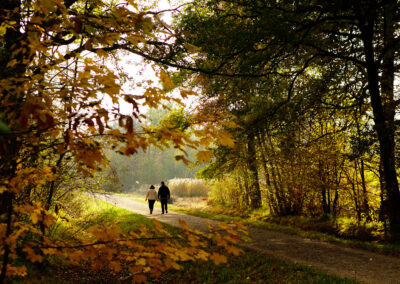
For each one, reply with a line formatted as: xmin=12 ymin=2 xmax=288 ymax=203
xmin=2 ymin=195 xmax=248 ymax=283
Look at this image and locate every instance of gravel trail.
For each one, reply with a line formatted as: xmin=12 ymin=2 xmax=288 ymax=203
xmin=95 ymin=194 xmax=400 ymax=284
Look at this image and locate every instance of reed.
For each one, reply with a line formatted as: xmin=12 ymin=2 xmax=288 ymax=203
xmin=168 ymin=178 xmax=209 ymax=197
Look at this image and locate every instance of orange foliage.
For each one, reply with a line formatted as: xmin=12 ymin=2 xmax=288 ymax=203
xmin=0 ymin=0 xmax=238 ymax=282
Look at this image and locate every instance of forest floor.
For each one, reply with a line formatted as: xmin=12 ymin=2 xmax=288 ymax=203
xmin=94 ymin=194 xmax=400 ymax=284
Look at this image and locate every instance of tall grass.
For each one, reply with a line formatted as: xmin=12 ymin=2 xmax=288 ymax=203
xmin=168 ymin=178 xmax=209 ymax=197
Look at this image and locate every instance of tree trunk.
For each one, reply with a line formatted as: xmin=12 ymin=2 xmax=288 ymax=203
xmin=257 ymin=132 xmax=274 ymax=212
xmin=360 ymin=159 xmax=371 ymax=221
xmin=264 ymin=129 xmax=286 ymax=214
xmin=0 ymin=190 xmax=14 ymax=283
xmin=359 ymin=2 xmax=400 ymax=240
xmin=241 ymin=164 xmax=250 ymax=206
xmin=246 ymin=133 xmax=262 ymax=209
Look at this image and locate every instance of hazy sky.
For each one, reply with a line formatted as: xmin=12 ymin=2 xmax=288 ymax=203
xmin=114 ymin=0 xmax=191 ymax=115
xmin=100 ymin=0 xmax=181 ymax=115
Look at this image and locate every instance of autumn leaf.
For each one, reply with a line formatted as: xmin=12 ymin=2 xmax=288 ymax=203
xmin=30 ymin=212 xmax=40 ymax=224
xmin=196 ymin=250 xmax=209 ymax=261
xmin=210 ymin=252 xmax=227 ymax=265
xmin=178 ymin=219 xmax=192 ymax=231
xmin=96 ymin=48 xmax=109 ymax=58
xmin=196 ymin=150 xmax=214 ymax=163
xmin=226 ymin=245 xmax=243 ymax=256
xmin=6 ymin=265 xmax=27 ymax=277
xmin=175 ymin=155 xmax=190 ymax=165
xmin=23 ymin=247 xmax=43 ymax=263
xmin=159 ymin=70 xmax=175 ymax=91
xmin=109 ymin=261 xmax=122 ymax=272
xmin=136 ymin=258 xmax=146 ymax=266
xmin=217 ymin=130 xmax=235 ymax=147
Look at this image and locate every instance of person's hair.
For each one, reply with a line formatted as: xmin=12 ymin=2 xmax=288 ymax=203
xmin=150 ymin=185 xmax=155 ymax=189
xmin=161 ymin=181 xmax=165 ymax=185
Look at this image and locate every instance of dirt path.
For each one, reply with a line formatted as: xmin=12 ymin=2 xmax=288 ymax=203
xmin=95 ymin=194 xmax=400 ymax=284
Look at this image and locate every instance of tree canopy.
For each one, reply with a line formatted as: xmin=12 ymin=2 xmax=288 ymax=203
xmin=165 ymin=0 xmax=400 ymax=239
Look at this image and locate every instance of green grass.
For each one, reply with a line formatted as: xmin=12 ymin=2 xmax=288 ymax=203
xmin=161 ymin=250 xmax=357 ymax=284
xmin=13 ymin=193 xmax=359 ymax=283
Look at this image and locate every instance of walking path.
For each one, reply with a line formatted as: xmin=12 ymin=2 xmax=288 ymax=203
xmin=95 ymin=194 xmax=400 ymax=284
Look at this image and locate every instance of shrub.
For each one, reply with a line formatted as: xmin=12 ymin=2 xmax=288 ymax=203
xmin=207 ymin=176 xmax=242 ymax=207
xmin=336 ymin=217 xmax=385 ymax=241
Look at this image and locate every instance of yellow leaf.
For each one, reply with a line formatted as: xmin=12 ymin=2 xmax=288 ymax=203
xmin=109 ymin=261 xmax=122 ymax=272
xmin=218 ymin=222 xmax=236 ymax=234
xmin=96 ymin=49 xmax=108 ymax=58
xmin=42 ymin=248 xmax=57 ymax=255
xmin=199 ymin=136 xmax=214 ymax=146
xmin=30 ymin=212 xmax=40 ymax=224
xmin=217 ymin=130 xmax=235 ymax=147
xmin=159 ymin=70 xmax=175 ymax=91
xmin=226 ymin=245 xmax=243 ymax=256
xmin=23 ymin=247 xmax=43 ymax=263
xmin=196 ymin=150 xmax=213 ymax=163
xmin=222 ymin=120 xmax=239 ymax=128
xmin=0 ymin=185 xmax=6 ymax=194
xmin=178 ymin=219 xmax=191 ymax=231
xmin=196 ymin=250 xmax=209 ymax=261
xmin=172 ymin=261 xmax=183 ymax=270
xmin=6 ymin=59 xmax=18 ymax=68
xmin=136 ymin=258 xmax=146 ymax=266
xmin=210 ymin=252 xmax=227 ymax=265
xmin=6 ymin=265 xmax=27 ymax=277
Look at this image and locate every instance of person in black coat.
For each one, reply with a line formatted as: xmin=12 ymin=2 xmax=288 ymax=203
xmin=158 ymin=181 xmax=170 ymax=214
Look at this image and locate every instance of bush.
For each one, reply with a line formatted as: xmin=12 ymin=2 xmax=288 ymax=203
xmin=168 ymin=178 xmax=209 ymax=197
xmin=336 ymin=218 xmax=385 ymax=241
xmin=207 ymin=176 xmax=243 ymax=207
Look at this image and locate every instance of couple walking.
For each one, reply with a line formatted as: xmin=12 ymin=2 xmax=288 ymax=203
xmin=145 ymin=181 xmax=170 ymax=214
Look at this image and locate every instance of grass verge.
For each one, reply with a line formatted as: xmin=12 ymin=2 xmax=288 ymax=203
xmin=161 ymin=248 xmax=358 ymax=284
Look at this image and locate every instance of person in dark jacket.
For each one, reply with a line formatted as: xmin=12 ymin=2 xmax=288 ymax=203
xmin=158 ymin=181 xmax=170 ymax=214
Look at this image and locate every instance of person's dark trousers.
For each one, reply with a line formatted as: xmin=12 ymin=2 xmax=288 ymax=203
xmin=160 ymin=199 xmax=168 ymax=214
xmin=148 ymin=200 xmax=155 ymax=214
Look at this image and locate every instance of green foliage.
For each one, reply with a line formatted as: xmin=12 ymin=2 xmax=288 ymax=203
xmin=160 ymin=108 xmax=191 ymax=132
xmin=336 ymin=218 xmax=385 ymax=241
xmin=173 ymin=0 xmax=400 ymax=239
xmin=0 ymin=113 xmax=9 ymax=134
